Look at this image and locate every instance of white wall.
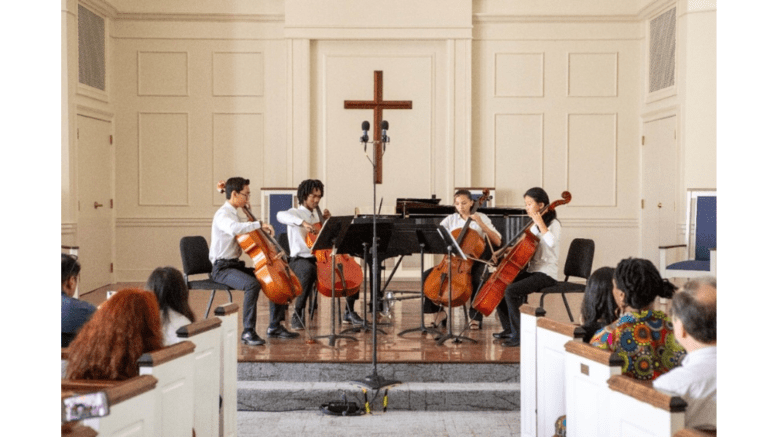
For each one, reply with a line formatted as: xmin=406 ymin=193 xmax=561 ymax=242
xmin=62 ymin=0 xmax=716 ymax=284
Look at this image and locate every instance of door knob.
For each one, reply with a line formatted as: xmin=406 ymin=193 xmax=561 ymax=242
xmin=94 ymin=201 xmax=104 ymax=209
xmin=657 ymin=203 xmax=662 ymax=208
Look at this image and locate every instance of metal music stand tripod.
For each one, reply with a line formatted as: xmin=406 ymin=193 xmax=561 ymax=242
xmin=310 ymin=215 xmax=359 ymax=347
xmin=396 ymin=223 xmax=454 ymax=338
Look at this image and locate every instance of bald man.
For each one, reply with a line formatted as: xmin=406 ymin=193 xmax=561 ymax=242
xmin=654 ymin=277 xmax=717 ymax=430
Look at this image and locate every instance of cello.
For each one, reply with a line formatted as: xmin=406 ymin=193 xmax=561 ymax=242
xmin=306 ymin=206 xmax=363 ymax=298
xmin=423 ymin=190 xmax=491 ymax=307
xmin=471 ymin=191 xmax=571 ymax=316
xmin=217 ymin=181 xmax=303 ymax=305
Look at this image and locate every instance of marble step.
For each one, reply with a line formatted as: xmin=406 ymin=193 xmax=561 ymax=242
xmin=237 ymin=380 xmax=520 ymax=412
xmin=238 ymin=362 xmax=520 ymax=384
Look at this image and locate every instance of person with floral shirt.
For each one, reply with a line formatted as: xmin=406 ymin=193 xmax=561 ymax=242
xmin=590 ymin=257 xmax=686 ymax=380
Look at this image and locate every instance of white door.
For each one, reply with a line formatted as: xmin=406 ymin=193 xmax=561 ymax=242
xmin=641 ymin=116 xmax=677 ymax=266
xmin=77 ymin=115 xmax=113 ymax=293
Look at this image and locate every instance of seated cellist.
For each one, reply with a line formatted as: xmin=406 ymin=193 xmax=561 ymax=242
xmin=423 ymin=190 xmax=502 ymax=329
xmin=211 ymin=176 xmax=299 ymax=346
xmin=494 ymin=187 xmax=561 ymax=347
xmin=277 ymin=179 xmax=364 ymax=329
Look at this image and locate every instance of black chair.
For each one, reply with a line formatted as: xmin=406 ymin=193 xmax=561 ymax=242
xmin=538 ymin=238 xmax=595 ymax=322
xmin=179 ymin=236 xmax=234 ymax=319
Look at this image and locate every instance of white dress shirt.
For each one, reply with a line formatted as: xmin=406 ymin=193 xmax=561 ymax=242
xmin=209 ymin=201 xmax=264 ymax=264
xmin=276 ymin=205 xmax=321 ymax=258
xmin=653 ymin=345 xmax=717 ymax=430
xmin=525 ymin=219 xmax=561 ymax=280
xmin=439 ymin=212 xmax=501 ymax=243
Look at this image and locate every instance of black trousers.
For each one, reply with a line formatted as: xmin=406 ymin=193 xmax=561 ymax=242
xmin=290 ymin=256 xmax=360 ymax=318
xmin=495 ymin=270 xmax=556 ymax=340
xmin=212 ymin=259 xmax=285 ymax=333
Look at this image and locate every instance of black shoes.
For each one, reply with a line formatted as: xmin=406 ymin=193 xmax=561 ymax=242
xmin=241 ymin=330 xmax=266 ymax=346
xmin=343 ymin=311 xmax=364 ymax=325
xmin=266 ymin=325 xmax=300 ymax=339
xmin=492 ymin=330 xmax=512 ymax=339
xmin=501 ymin=338 xmax=521 ymax=347
xmin=291 ymin=313 xmax=304 ymax=331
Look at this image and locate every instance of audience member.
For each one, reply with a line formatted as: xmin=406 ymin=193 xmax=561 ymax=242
xmin=65 ymin=288 xmax=164 ymax=380
xmin=579 ymin=266 xmax=618 ymax=343
xmin=653 ymin=277 xmax=717 ymax=430
xmin=590 ymin=257 xmax=686 ymax=380
xmin=146 ymin=266 xmax=196 ymax=345
xmin=61 ymin=254 xmax=96 ymax=347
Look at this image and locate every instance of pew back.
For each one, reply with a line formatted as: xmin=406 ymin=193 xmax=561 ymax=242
xmin=536 ymin=317 xmax=585 ymax=437
xmin=607 ymin=375 xmax=687 ymax=437
xmin=519 ymin=304 xmax=545 ymax=437
xmin=177 ymin=317 xmax=223 ymax=437
xmin=564 ymin=341 xmax=624 ymax=437
xmin=138 ymin=341 xmax=196 ymax=437
xmin=215 ymin=303 xmax=239 ymax=437
xmin=62 ymin=375 xmax=158 ymax=437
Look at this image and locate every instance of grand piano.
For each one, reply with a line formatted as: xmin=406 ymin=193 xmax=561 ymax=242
xmin=394 ymin=197 xmax=530 ymax=247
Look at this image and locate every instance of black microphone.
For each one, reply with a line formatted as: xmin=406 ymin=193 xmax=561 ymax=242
xmin=380 ymin=120 xmax=389 ymax=144
xmin=361 ymin=121 xmax=370 ymax=143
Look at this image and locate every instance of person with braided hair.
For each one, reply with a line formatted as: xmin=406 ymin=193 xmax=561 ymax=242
xmin=590 ymin=257 xmax=686 ymax=380
xmin=277 ymin=179 xmax=363 ymax=330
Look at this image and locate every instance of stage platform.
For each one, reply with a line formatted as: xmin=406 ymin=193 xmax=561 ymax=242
xmin=81 ymin=280 xmax=526 ymax=365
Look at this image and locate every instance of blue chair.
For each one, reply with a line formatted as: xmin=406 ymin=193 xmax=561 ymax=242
xmin=659 ymin=190 xmax=716 ymax=279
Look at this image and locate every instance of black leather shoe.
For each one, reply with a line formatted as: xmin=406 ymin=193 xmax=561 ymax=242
xmin=241 ymin=331 xmax=266 ymax=346
xmin=492 ymin=330 xmax=512 ymax=339
xmin=291 ymin=313 xmax=304 ymax=331
xmin=502 ymin=338 xmax=521 ymax=347
xmin=343 ymin=311 xmax=364 ymax=325
xmin=266 ymin=325 xmax=300 ymax=339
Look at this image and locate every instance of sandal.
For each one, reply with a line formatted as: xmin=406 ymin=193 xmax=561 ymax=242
xmin=469 ymin=319 xmax=482 ymax=330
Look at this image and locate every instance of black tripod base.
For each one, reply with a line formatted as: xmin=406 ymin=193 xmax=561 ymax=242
xmin=341 ymin=323 xmax=387 ymax=335
xmin=397 ymin=325 xmax=443 ymax=337
xmin=435 ymin=333 xmax=478 ymax=346
xmin=350 ymin=373 xmax=402 ymax=391
xmin=313 ymin=333 xmax=357 ymax=347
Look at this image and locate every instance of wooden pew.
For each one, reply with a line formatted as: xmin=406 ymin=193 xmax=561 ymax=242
xmin=519 ymin=304 xmax=546 ymax=437
xmin=138 ymin=341 xmax=196 ymax=437
xmin=62 ymin=375 xmax=158 ymax=436
xmin=674 ymin=429 xmax=716 ymax=437
xmin=564 ymin=341 xmax=624 ymax=437
xmin=607 ymin=374 xmax=687 ymax=437
xmin=177 ymin=317 xmax=223 ymax=437
xmin=215 ymin=303 xmax=239 ymax=437
xmin=535 ymin=317 xmax=585 ymax=437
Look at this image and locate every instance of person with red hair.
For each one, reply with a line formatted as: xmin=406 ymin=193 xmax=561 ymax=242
xmin=65 ymin=288 xmax=164 ymax=381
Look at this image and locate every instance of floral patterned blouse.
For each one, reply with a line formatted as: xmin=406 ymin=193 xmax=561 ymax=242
xmin=589 ymin=310 xmax=686 ymax=381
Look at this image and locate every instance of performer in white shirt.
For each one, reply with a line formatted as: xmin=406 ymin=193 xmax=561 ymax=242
xmin=495 ymin=187 xmax=561 ymax=347
xmin=423 ymin=190 xmax=502 ymax=330
xmin=210 ymin=177 xmax=299 ymax=346
xmin=653 ymin=277 xmax=717 ymax=431
xmin=277 ymin=179 xmax=363 ymax=329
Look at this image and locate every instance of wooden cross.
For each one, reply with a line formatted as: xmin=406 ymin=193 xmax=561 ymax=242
xmin=344 ymin=71 xmax=412 ymax=184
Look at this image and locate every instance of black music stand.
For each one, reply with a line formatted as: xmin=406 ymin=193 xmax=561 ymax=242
xmin=310 ymin=216 xmax=359 ymax=347
xmin=396 ymin=223 xmax=456 ymax=338
xmin=430 ymin=227 xmax=478 ymax=346
xmin=336 ymin=220 xmax=393 ymax=335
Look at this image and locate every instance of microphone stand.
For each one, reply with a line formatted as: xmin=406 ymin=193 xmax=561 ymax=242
xmin=351 ymin=122 xmax=400 ymax=397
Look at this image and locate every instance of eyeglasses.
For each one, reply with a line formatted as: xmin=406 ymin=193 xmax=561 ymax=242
xmin=238 ymin=192 xmax=251 ymax=199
